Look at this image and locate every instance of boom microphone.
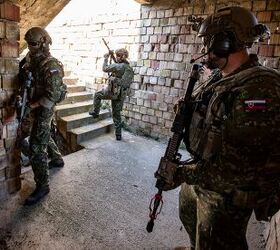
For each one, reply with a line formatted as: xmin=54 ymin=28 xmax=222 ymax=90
xmin=190 ymin=51 xmax=209 ymax=64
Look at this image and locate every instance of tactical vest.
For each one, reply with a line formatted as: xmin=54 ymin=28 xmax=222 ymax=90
xmin=32 ymin=56 xmax=67 ymax=104
xmin=189 ymin=66 xmax=280 ymax=190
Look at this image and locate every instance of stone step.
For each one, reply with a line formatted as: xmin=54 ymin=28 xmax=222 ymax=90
xmin=55 ymin=100 xmax=93 ymax=118
xmin=60 ymin=92 xmax=93 ymax=105
xmin=57 ymin=110 xmax=111 ymax=138
xmin=68 ymin=117 xmax=114 ymax=151
xmin=67 ymin=85 xmax=86 ymax=93
xmin=64 ymin=77 xmax=79 ymax=85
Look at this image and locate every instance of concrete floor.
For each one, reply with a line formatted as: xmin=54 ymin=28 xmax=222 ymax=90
xmin=0 ymin=131 xmax=267 ymax=250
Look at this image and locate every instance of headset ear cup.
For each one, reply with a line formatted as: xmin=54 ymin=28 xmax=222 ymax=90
xmin=210 ymin=33 xmax=235 ymax=57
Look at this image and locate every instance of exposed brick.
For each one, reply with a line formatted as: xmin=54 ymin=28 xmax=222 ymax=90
xmin=159 ymin=69 xmax=171 ymax=78
xmin=151 ymin=60 xmax=160 ymax=69
xmin=270 ymin=34 xmax=280 ymax=44
xmin=0 ymin=41 xmax=18 ymax=58
xmin=174 ymin=8 xmax=184 ymax=17
xmin=140 ymin=106 xmax=147 ymax=115
xmin=156 ymin=10 xmax=165 ymax=18
xmin=158 ymin=35 xmax=168 ymax=43
xmin=0 ymin=21 xmax=4 ymax=39
xmin=258 ymin=44 xmax=275 ymax=57
xmin=267 ymin=1 xmax=280 ymax=11
xmin=141 ymin=11 xmax=149 ymax=19
xmin=144 ymin=100 xmax=151 ymax=108
xmin=142 ymin=115 xmax=149 ymax=122
xmin=171 ymin=71 xmax=180 ymax=79
xmin=193 ymin=4 xmax=204 ymax=15
xmin=168 ymin=17 xmax=177 ymax=25
xmin=160 ymin=18 xmax=169 ymax=26
xmin=274 ymin=45 xmax=280 ymax=57
xmin=151 ymin=19 xmax=160 ymax=27
xmin=147 ymin=108 xmax=155 ymax=116
xmin=272 ymin=11 xmax=280 ymax=22
xmin=257 ymin=11 xmax=272 ymax=22
xmin=155 ymin=110 xmax=162 ymax=118
xmin=5 ymin=21 xmax=19 ymax=41
xmin=204 ymin=3 xmax=215 ymax=14
xmin=7 ymin=176 xmax=21 ymax=193
xmin=1 ymin=73 xmax=18 ymax=89
xmin=2 ymin=58 xmax=18 ymax=74
xmin=184 ymin=6 xmax=193 ymax=15
xmin=150 ymin=116 xmax=157 ymax=125
xmin=253 ymin=1 xmax=266 ymax=11
xmin=165 ymin=9 xmax=174 ymax=18
xmin=0 ymin=58 xmax=4 ymax=73
xmin=177 ymin=44 xmax=188 ymax=53
xmin=149 ymin=10 xmax=157 ymax=19
xmin=164 ymin=95 xmax=173 ymax=104
xmin=154 ymin=27 xmax=162 ymax=34
xmin=141 ymin=35 xmax=149 ymax=43
xmin=239 ymin=1 xmax=252 ymax=9
xmin=157 ymin=53 xmax=165 ymax=61
xmin=150 ymin=35 xmax=157 ymax=43
xmin=165 ymin=120 xmax=173 ymax=129
xmin=0 ymin=2 xmax=19 ymax=22
xmin=142 ymin=19 xmax=151 ymax=27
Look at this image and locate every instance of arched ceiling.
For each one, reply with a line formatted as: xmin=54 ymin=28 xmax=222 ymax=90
xmin=18 ymin=0 xmax=71 ymax=51
xmin=18 ymin=0 xmax=188 ymax=51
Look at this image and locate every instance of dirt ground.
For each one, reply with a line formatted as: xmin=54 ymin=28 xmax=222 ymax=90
xmin=0 ymin=132 xmax=267 ymax=250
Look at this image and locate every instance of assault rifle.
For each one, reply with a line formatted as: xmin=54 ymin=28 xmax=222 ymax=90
xmin=16 ymin=71 xmax=33 ymax=127
xmin=146 ymin=64 xmax=201 ymax=233
xmin=102 ymin=38 xmax=117 ymax=63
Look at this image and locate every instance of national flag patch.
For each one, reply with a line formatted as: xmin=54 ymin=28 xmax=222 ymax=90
xmin=244 ymin=100 xmax=267 ymax=111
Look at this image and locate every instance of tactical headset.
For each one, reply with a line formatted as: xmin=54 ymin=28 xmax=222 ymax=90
xmin=208 ymin=31 xmax=238 ymax=58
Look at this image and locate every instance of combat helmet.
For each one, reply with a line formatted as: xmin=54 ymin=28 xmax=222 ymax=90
xmin=197 ymin=6 xmax=270 ymax=56
xmin=24 ymin=27 xmax=52 ymax=50
xmin=115 ymin=48 xmax=129 ymax=59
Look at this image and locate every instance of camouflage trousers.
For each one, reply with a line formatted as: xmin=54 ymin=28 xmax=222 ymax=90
xmin=23 ymin=106 xmax=62 ymax=188
xmin=92 ymin=88 xmax=126 ymax=136
xmin=179 ymin=183 xmax=252 ymax=250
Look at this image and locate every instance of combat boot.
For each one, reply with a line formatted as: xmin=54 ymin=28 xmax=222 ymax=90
xmin=89 ymin=111 xmax=99 ymax=118
xmin=25 ymin=186 xmax=50 ymax=206
xmin=48 ymin=158 xmax=64 ymax=169
xmin=116 ymin=134 xmax=122 ymax=141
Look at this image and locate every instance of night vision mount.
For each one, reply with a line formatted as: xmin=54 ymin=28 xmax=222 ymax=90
xmin=188 ymin=15 xmax=205 ymax=32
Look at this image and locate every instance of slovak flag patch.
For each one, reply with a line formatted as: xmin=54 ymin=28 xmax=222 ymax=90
xmin=244 ymin=100 xmax=267 ymax=111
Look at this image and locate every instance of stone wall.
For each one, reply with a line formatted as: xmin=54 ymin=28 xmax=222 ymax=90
xmin=0 ymin=0 xmax=20 ymax=199
xmin=48 ymin=0 xmax=280 ymax=140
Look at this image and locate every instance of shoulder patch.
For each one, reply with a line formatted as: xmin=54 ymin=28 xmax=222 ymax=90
xmin=244 ymin=99 xmax=267 ymax=111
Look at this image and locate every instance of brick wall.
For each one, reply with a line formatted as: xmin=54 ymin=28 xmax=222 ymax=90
xmin=0 ymin=0 xmax=20 ymax=200
xmin=48 ymin=0 xmax=280 ymax=140
xmin=47 ymin=2 xmax=280 ymax=247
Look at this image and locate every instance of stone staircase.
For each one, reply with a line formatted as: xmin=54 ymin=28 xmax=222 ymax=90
xmin=55 ymin=71 xmax=114 ymax=152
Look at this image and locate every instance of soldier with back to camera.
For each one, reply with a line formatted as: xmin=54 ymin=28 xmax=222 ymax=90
xmin=155 ymin=6 xmax=280 ymax=250
xmin=89 ymin=47 xmax=134 ymax=141
xmin=20 ymin=27 xmax=67 ymax=205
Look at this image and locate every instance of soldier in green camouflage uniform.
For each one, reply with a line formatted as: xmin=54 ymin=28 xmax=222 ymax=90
xmin=22 ymin=27 xmax=66 ymax=205
xmin=89 ymin=48 xmax=134 ymax=140
xmin=158 ymin=7 xmax=280 ymax=250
